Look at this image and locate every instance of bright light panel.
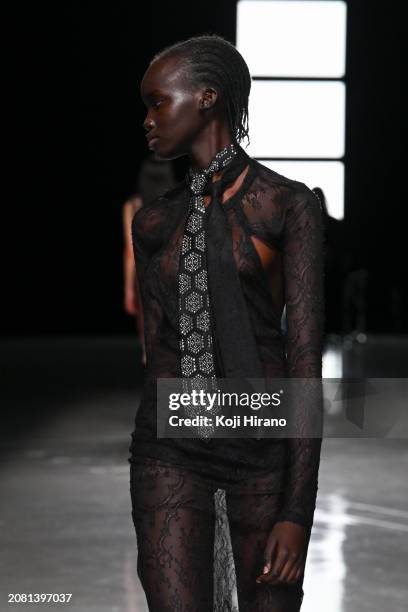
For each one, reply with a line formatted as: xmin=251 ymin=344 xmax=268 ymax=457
xmin=247 ymin=80 xmax=345 ymax=159
xmin=237 ymin=1 xmax=347 ymax=77
xmin=256 ymin=160 xmax=344 ymax=219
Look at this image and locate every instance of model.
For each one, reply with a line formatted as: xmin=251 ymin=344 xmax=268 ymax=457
xmin=128 ymin=34 xmax=324 ymax=612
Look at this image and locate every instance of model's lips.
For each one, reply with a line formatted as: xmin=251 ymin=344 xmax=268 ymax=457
xmin=147 ymin=136 xmax=159 ymax=149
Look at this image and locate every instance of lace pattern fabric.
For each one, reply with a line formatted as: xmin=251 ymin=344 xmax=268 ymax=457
xmin=129 ymin=150 xmax=325 ymax=610
xmin=130 ymin=456 xmax=306 ymax=612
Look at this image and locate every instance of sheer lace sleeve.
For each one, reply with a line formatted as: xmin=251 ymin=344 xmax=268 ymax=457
xmin=277 ymin=186 xmax=325 ymax=529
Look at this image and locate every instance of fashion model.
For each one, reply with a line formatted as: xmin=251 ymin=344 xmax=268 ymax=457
xmin=129 ymin=34 xmax=324 ymax=612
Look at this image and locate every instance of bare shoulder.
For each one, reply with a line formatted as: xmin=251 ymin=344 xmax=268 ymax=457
xmin=124 ymin=195 xmax=143 ymax=211
xmin=123 ymin=195 xmax=143 ymax=223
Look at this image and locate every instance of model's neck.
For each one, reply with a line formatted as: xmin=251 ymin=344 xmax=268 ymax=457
xmin=188 ymin=122 xmax=234 ymax=172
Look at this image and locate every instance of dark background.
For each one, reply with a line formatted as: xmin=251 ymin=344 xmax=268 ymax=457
xmin=3 ymin=1 xmax=404 ymax=336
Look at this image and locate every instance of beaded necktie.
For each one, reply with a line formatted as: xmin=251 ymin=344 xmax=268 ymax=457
xmin=178 ymin=143 xmax=238 ymax=439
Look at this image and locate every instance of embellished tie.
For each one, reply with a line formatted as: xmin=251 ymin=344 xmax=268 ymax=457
xmin=178 ymin=142 xmax=264 ymax=440
xmin=178 ymin=143 xmax=238 ymax=438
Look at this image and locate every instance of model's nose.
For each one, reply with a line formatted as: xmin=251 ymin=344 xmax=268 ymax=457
xmin=143 ymin=118 xmax=154 ymax=132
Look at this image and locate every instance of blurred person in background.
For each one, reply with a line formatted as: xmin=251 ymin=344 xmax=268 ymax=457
xmin=122 ymin=154 xmax=177 ymax=365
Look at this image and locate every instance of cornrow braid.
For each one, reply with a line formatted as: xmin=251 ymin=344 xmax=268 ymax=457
xmin=152 ymin=34 xmax=252 ymax=145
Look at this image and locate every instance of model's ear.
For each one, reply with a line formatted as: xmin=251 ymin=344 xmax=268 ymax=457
xmin=199 ymin=87 xmax=218 ymax=110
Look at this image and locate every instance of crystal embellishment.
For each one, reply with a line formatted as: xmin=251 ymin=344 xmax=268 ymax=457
xmin=178 ymin=143 xmax=238 ymax=439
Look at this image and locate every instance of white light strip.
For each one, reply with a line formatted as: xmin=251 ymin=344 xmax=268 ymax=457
xmin=237 ymin=0 xmax=347 ymax=78
xmin=247 ymin=80 xmax=346 ymax=159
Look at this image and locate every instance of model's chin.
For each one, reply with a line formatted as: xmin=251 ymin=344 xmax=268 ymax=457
xmin=152 ymin=148 xmax=168 ymax=161
xmin=149 ymin=140 xmax=186 ymax=161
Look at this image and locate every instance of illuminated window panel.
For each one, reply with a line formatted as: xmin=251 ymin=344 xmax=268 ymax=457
xmin=237 ymin=0 xmax=347 ymax=78
xmin=258 ymin=160 xmax=344 ymax=219
xmin=247 ymin=80 xmax=345 ymax=159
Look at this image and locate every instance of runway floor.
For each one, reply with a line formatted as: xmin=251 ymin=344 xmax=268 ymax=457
xmin=0 ymin=334 xmax=407 ymax=612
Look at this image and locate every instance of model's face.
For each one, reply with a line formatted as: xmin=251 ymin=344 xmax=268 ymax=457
xmin=141 ymin=56 xmax=207 ymax=160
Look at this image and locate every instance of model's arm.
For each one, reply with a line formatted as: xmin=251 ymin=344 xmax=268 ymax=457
xmin=277 ymin=187 xmax=325 ymax=527
xmin=122 ymin=196 xmax=143 ymax=315
xmin=257 ymin=187 xmax=325 ymax=586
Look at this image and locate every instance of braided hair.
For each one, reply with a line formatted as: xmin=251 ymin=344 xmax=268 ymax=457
xmin=152 ymin=34 xmax=252 ymax=145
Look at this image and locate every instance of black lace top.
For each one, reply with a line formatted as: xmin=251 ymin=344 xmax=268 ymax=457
xmin=128 ymin=151 xmax=325 ymax=529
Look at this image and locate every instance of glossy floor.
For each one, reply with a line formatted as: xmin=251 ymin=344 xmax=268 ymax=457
xmin=0 ymin=335 xmax=407 ymax=612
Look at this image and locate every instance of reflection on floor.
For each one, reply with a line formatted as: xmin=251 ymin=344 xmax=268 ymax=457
xmin=0 ymin=334 xmax=407 ymax=612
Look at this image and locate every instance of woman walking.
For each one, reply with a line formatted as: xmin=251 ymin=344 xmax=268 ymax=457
xmin=129 ymin=34 xmax=324 ymax=612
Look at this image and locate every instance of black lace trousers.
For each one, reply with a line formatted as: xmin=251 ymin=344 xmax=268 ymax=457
xmin=129 ymin=457 xmax=308 ymax=612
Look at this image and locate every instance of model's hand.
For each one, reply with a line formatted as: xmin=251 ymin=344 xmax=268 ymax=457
xmin=256 ymin=521 xmax=308 ymax=586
